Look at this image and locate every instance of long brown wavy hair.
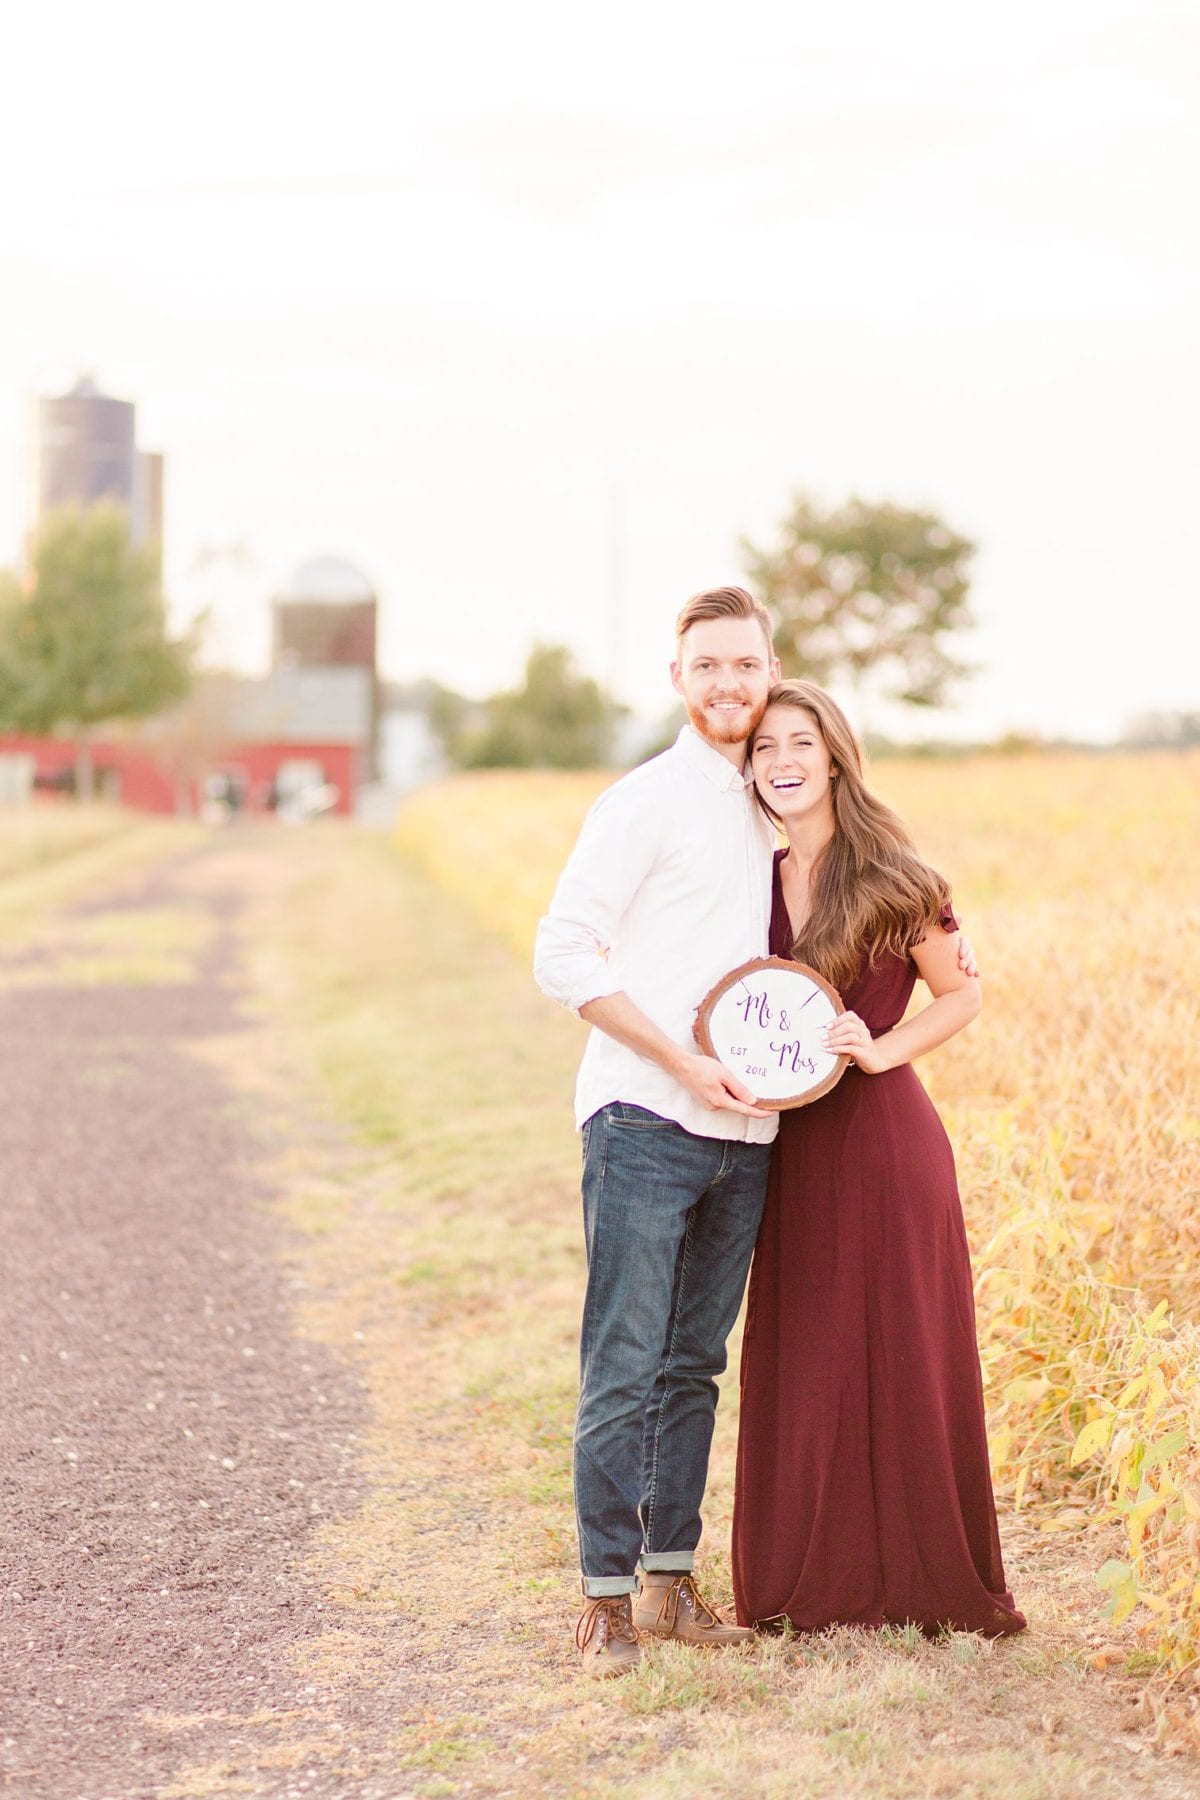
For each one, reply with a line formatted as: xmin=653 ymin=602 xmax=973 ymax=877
xmin=753 ymin=681 xmax=951 ymax=988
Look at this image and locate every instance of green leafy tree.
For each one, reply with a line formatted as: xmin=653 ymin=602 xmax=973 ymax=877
xmin=464 ymin=643 xmax=623 ymax=769
xmin=1123 ymin=710 xmax=1200 ymax=748
xmin=741 ymin=495 xmax=976 ymax=709
xmin=0 ymin=505 xmax=193 ymax=798
xmin=423 ymin=680 xmax=476 ymax=767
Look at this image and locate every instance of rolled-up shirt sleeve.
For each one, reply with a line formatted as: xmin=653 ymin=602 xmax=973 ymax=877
xmin=533 ymin=777 xmax=664 ymax=1014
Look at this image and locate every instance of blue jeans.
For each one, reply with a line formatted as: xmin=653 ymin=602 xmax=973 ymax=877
xmin=575 ymin=1102 xmax=773 ymax=1596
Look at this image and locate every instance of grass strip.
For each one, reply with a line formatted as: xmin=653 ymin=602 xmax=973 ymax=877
xmin=0 ymin=811 xmax=204 ymax=951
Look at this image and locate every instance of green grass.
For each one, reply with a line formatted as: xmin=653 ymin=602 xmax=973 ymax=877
xmin=0 ymin=811 xmax=203 ymax=951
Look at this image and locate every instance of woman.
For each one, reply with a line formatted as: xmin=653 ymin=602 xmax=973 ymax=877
xmin=731 ymin=682 xmax=1025 ymax=1639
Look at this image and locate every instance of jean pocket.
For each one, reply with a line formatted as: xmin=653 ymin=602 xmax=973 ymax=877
xmin=607 ymin=1102 xmax=675 ymax=1131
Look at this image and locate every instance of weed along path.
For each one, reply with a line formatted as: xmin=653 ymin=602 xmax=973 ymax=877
xmin=2 ymin=825 xmax=1197 ymax=1799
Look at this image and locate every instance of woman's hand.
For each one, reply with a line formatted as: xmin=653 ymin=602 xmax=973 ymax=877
xmin=821 ymin=1010 xmax=892 ymax=1075
xmin=821 ymin=931 xmax=982 ymax=1077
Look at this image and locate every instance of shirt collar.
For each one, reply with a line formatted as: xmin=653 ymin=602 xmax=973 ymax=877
xmin=674 ymin=724 xmax=753 ymax=792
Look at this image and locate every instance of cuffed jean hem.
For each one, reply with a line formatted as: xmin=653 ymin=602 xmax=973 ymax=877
xmin=640 ymin=1552 xmax=696 ymax=1573
xmin=582 ymin=1575 xmax=639 ymax=1598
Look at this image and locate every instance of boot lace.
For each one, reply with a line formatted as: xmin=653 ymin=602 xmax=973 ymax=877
xmin=653 ymin=1573 xmax=722 ymax=1632
xmin=576 ymin=1596 xmax=639 ymax=1653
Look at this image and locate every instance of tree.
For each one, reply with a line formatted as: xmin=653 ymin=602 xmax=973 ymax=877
xmin=462 ymin=643 xmax=624 ymax=769
xmin=0 ymin=505 xmax=193 ymax=798
xmin=1122 ymin=710 xmax=1200 ymax=749
xmin=422 ymin=680 xmax=478 ymax=768
xmin=141 ymin=669 xmax=244 ymax=814
xmin=740 ymin=495 xmax=976 ymax=710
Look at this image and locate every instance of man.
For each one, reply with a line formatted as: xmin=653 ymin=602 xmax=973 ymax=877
xmin=534 ymin=587 xmax=971 ymax=1675
xmin=534 ymin=585 xmax=780 ymax=1674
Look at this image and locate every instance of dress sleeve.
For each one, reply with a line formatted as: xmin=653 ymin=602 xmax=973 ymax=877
xmin=937 ymin=900 xmax=960 ymax=933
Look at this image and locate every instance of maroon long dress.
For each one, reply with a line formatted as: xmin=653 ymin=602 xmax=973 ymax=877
xmin=731 ymin=853 xmax=1025 ymax=1638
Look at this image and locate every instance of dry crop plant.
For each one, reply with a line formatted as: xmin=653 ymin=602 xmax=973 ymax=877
xmin=888 ymin=753 xmax=1200 ymax=1701
xmin=397 ymin=750 xmax=1200 ymax=1701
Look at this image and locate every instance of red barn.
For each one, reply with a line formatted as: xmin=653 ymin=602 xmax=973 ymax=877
xmin=0 ymin=666 xmax=369 ymax=818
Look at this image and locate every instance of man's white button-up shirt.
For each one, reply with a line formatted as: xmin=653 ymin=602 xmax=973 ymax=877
xmin=533 ymin=725 xmax=779 ymax=1144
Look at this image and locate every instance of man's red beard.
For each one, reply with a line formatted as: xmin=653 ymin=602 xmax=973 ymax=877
xmin=686 ymin=694 xmax=770 ymax=748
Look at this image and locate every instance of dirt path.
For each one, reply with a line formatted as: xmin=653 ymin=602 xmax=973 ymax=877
xmin=0 ymin=841 xmax=366 ymax=1800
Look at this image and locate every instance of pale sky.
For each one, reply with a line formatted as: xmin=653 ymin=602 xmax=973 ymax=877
xmin=1 ymin=0 xmax=1196 ymax=742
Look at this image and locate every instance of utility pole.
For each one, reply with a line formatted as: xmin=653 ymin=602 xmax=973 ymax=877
xmin=605 ymin=474 xmax=625 ymax=702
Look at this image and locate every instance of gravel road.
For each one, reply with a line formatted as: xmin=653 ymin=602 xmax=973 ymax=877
xmin=0 ymin=849 xmax=366 ymax=1800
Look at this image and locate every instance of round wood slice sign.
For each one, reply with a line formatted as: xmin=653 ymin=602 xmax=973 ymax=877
xmin=694 ymin=956 xmax=849 ymax=1110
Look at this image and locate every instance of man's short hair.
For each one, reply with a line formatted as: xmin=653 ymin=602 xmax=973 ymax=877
xmin=675 ymin=585 xmax=774 ymax=656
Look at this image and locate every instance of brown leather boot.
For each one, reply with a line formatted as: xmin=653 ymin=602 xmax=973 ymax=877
xmin=576 ymin=1594 xmax=641 ymax=1677
xmin=633 ymin=1571 xmax=753 ymax=1646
